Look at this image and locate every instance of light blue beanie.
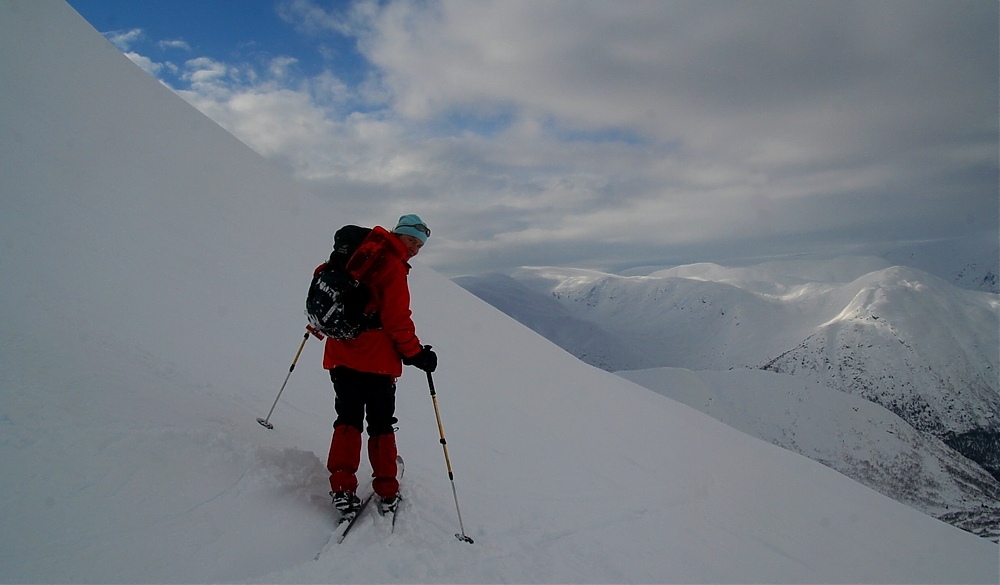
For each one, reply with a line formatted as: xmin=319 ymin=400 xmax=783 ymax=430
xmin=392 ymin=214 xmax=430 ymax=243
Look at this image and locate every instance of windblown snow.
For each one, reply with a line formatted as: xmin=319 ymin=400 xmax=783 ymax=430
xmin=1 ymin=1 xmax=997 ymax=583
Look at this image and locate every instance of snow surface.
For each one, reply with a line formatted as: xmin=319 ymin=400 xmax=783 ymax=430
xmin=618 ymin=368 xmax=1000 ymax=540
xmin=456 ymin=260 xmax=1000 ymax=538
xmin=1 ymin=1 xmax=998 ymax=582
xmin=466 ymin=263 xmax=1000 ymax=438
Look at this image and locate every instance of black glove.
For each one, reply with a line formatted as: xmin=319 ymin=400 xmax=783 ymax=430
xmin=403 ymin=346 xmax=437 ymax=373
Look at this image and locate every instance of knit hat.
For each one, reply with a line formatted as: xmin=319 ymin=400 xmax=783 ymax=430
xmin=392 ymin=214 xmax=430 ymax=244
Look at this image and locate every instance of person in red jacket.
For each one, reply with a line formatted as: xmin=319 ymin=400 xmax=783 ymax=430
xmin=322 ymin=214 xmax=437 ymax=516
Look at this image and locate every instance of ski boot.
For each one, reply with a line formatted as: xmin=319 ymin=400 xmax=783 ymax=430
xmin=378 ymin=494 xmax=400 ymax=516
xmin=331 ymin=491 xmax=361 ymax=515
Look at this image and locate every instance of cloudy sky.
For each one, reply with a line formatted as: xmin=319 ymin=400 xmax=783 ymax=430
xmin=68 ymin=0 xmax=998 ymax=276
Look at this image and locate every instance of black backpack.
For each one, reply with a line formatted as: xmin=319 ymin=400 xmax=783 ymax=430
xmin=305 ymin=225 xmax=381 ymax=339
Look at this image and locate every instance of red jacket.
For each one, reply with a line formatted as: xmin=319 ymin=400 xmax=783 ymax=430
xmin=320 ymin=227 xmax=422 ymax=377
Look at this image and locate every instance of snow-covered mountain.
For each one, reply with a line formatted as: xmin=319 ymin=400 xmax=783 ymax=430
xmin=879 ymin=237 xmax=1000 ymax=295
xmin=1 ymin=1 xmax=997 ymax=582
xmin=455 ymin=261 xmax=1000 ymax=538
xmin=618 ymin=368 xmax=1000 ymax=540
xmin=760 ymin=266 xmax=1000 ymax=470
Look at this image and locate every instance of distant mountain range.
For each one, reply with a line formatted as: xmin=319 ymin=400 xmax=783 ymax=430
xmin=455 ymin=258 xmax=1000 ymax=539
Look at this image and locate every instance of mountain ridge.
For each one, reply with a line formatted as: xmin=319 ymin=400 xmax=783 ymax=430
xmin=455 ymin=261 xmax=1000 ymax=538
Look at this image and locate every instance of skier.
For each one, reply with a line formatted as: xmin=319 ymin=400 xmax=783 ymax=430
xmin=319 ymin=214 xmax=437 ymax=517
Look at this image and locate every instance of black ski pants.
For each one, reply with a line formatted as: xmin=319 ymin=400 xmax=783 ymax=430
xmin=330 ymin=366 xmax=398 ymax=436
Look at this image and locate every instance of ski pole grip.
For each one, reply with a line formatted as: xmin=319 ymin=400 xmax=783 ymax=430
xmin=426 ymin=370 xmax=436 ymax=396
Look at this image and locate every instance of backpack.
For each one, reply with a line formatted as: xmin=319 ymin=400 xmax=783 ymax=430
xmin=305 ymin=225 xmax=382 ymax=339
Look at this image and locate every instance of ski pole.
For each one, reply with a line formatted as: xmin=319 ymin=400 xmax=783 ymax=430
xmin=257 ymin=330 xmax=311 ymax=430
xmin=425 ymin=368 xmax=475 ymax=544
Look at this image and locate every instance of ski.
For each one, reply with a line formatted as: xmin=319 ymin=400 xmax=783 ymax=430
xmin=333 ymin=490 xmax=375 ymax=544
xmin=313 ymin=486 xmax=374 ymax=560
xmin=390 ymin=495 xmax=402 ymax=533
xmin=313 ymin=455 xmax=405 ymax=559
xmin=380 ymin=455 xmax=405 ymax=533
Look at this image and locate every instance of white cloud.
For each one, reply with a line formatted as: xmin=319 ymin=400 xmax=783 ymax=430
xmin=158 ymin=39 xmax=191 ymax=51
xmin=181 ymin=56 xmax=231 ymax=89
xmin=113 ymin=0 xmax=999 ymax=276
xmin=104 ymin=28 xmax=142 ymax=51
xmin=276 ymin=0 xmax=377 ymax=37
xmin=124 ymin=51 xmax=162 ymax=76
xmin=268 ymin=56 xmax=296 ymax=80
xmin=361 ymin=1 xmax=995 ymax=164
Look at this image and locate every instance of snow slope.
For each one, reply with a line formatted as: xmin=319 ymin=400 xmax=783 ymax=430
xmin=457 ymin=263 xmax=998 ymax=447
xmin=1 ymin=1 xmax=997 ymax=582
xmin=758 ymin=266 xmax=999 ymax=436
xmin=457 ymin=261 xmax=1000 ymax=538
xmin=618 ymin=368 xmax=1000 ymax=540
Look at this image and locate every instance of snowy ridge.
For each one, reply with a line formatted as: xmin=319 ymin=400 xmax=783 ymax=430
xmin=466 ymin=263 xmax=999 ymax=436
xmin=762 ymin=266 xmax=999 ymax=435
xmin=879 ymin=238 xmax=1000 ymax=295
xmin=452 ymin=272 xmax=653 ymax=371
xmin=0 ymin=1 xmax=997 ymax=582
xmin=456 ymin=262 xmax=1000 ymax=538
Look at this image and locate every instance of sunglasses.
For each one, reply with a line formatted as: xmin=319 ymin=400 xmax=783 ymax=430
xmin=399 ymin=223 xmax=431 ymax=237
